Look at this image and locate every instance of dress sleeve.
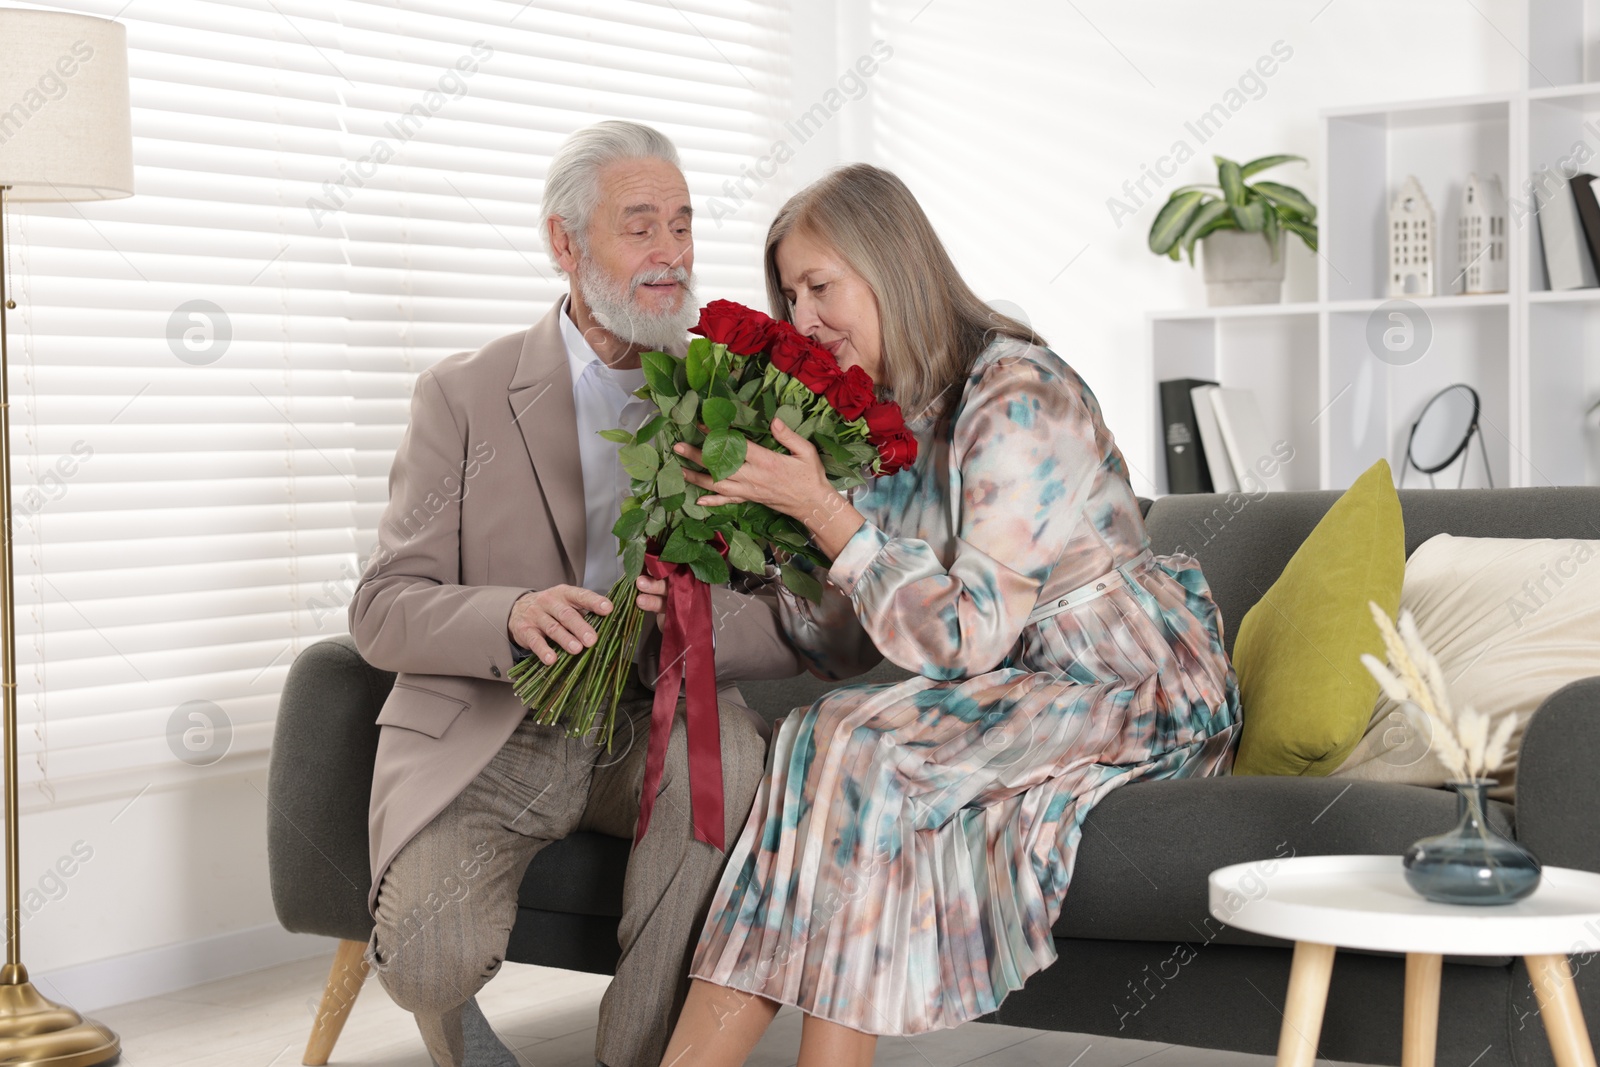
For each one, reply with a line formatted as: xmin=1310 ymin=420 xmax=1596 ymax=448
xmin=826 ymin=349 xmax=1104 ymax=680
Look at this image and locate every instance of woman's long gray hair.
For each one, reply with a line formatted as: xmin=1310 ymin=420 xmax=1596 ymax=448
xmin=764 ymin=163 xmax=1043 ymax=425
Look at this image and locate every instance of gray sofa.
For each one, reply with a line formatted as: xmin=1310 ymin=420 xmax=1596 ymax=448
xmin=268 ymin=486 xmax=1600 ymax=1065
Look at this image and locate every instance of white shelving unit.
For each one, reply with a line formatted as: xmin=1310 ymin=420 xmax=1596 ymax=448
xmin=1148 ymin=2 xmax=1600 ymax=496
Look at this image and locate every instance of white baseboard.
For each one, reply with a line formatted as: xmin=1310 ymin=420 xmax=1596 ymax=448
xmin=30 ymin=923 xmax=336 ymax=1013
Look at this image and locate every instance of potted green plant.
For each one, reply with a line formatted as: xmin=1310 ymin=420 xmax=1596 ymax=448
xmin=1148 ymin=154 xmax=1318 ymax=305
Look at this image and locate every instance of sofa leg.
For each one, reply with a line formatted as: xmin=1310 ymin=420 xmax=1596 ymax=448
xmin=303 ymin=938 xmax=371 ymax=1066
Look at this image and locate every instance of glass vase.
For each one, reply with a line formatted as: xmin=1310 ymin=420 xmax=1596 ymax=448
xmin=1403 ymin=779 xmax=1541 ymax=905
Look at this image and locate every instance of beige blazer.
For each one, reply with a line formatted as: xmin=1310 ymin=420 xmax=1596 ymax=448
xmin=349 ymin=302 xmax=801 ymax=912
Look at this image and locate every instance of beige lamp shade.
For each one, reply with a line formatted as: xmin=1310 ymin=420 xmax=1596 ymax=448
xmin=0 ymin=8 xmax=133 ymax=202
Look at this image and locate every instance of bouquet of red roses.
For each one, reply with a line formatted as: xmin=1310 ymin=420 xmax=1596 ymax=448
xmin=507 ymin=300 xmax=916 ymax=751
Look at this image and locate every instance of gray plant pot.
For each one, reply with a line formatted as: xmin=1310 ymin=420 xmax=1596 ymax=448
xmin=1201 ymin=229 xmax=1286 ymax=305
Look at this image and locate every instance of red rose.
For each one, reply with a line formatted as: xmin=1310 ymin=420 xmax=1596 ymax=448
xmin=863 ymin=400 xmax=908 ymax=437
xmin=875 ymin=430 xmax=918 ymax=474
xmin=824 ymin=365 xmax=876 ymax=420
xmin=690 ymin=300 xmax=775 ymax=356
xmin=767 ymin=324 xmax=841 ymax=394
xmin=790 ymin=349 xmax=842 ymax=394
xmin=764 ymin=320 xmax=807 ymax=376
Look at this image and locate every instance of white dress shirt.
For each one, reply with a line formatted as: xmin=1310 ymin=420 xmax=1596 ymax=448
xmin=559 ymin=296 xmax=653 ymax=594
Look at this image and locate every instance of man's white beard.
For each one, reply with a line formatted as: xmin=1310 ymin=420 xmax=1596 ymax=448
xmin=577 ymin=259 xmax=698 ymax=353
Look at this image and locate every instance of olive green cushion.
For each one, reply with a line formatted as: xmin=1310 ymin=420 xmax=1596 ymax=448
xmin=1231 ymin=459 xmax=1405 ymax=776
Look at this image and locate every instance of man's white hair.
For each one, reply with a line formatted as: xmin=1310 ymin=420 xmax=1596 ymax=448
xmin=541 ymin=120 xmax=682 ymax=274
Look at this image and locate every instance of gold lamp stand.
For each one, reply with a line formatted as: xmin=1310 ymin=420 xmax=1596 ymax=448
xmin=0 ymin=186 xmax=120 ymax=1067
xmin=0 ymin=6 xmax=137 ymax=1060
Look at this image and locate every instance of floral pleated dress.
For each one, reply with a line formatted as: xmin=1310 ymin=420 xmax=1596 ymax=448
xmin=689 ymin=337 xmax=1243 ymax=1035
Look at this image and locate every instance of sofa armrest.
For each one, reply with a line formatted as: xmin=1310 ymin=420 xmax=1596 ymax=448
xmin=1513 ymin=675 xmax=1600 ymax=875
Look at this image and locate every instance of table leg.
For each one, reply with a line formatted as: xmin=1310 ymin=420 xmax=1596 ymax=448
xmin=1402 ymin=952 xmax=1442 ymax=1067
xmin=1276 ymin=941 xmax=1337 ymax=1067
xmin=1526 ymin=953 xmax=1598 ymax=1067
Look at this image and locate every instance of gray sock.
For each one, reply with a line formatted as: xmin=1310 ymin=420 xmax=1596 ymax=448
xmin=430 ymin=995 xmax=518 ymax=1067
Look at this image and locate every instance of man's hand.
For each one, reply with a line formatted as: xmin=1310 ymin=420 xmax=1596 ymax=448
xmin=509 ymin=586 xmax=612 ymax=665
xmin=635 ymin=574 xmax=668 ymax=628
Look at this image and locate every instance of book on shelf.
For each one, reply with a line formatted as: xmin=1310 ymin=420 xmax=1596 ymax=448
xmin=1159 ymin=377 xmax=1217 ymax=494
xmin=1569 ymin=173 xmax=1600 ymax=283
xmin=1210 ymin=387 xmax=1289 ymax=493
xmin=1188 ymin=384 xmax=1237 ymax=494
xmin=1536 ymin=168 xmax=1599 ymax=290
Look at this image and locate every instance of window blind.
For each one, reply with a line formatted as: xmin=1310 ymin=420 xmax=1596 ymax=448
xmin=2 ymin=0 xmax=790 ymax=807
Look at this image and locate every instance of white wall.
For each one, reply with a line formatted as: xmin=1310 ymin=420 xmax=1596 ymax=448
xmin=22 ymin=766 xmax=326 ymax=1011
xmin=15 ymin=0 xmax=1530 ymax=1008
xmin=793 ymin=0 xmax=1527 ymax=494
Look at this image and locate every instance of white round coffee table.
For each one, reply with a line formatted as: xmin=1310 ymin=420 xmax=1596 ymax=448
xmin=1209 ymin=854 xmax=1600 ymax=1067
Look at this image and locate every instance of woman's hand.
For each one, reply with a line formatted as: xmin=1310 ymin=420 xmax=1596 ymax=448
xmin=675 ymin=418 xmax=831 ymax=520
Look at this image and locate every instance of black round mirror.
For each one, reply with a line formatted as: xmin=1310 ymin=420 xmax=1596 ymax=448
xmin=1402 ymin=383 xmax=1492 ymax=488
xmin=1408 ymin=384 xmax=1480 ymax=473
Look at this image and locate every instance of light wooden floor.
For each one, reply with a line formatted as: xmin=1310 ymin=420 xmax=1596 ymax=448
xmin=88 ymin=950 xmax=1379 ymax=1066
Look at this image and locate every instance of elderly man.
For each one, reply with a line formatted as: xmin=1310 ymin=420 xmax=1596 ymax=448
xmin=349 ymin=120 xmax=799 ymax=1067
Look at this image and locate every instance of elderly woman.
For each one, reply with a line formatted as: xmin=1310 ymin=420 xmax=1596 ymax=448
xmin=643 ymin=164 xmax=1242 ymax=1066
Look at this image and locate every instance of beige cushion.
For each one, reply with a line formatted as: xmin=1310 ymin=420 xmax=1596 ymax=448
xmin=1330 ymin=533 xmax=1600 ymax=801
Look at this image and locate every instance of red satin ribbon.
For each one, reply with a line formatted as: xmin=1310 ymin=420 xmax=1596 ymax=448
xmin=636 ymin=541 xmax=725 ymax=851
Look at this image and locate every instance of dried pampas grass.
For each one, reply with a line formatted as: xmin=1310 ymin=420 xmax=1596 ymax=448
xmin=1360 ymin=600 xmax=1518 ymax=781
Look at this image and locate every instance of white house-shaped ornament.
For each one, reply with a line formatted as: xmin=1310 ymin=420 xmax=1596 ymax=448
xmin=1389 ymin=175 xmax=1435 ymax=297
xmin=1457 ymin=172 xmax=1508 ymax=294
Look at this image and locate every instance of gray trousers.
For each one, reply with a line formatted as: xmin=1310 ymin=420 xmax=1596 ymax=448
xmin=368 ymin=679 xmax=767 ymax=1067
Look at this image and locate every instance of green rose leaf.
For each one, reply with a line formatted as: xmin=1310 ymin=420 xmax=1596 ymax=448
xmin=689 ymin=543 xmax=730 ymax=585
xmin=656 ymin=459 xmax=686 ymax=499
xmin=657 ymin=492 xmax=686 ymax=513
xmin=768 ymin=516 xmax=810 ymax=551
xmin=618 ymin=443 xmax=660 ymax=480
xmin=701 ymin=429 xmax=748 ymax=482
xmin=780 ymin=561 xmax=824 ymax=603
xmin=819 ymin=434 xmax=851 ymax=464
xmin=621 ymin=537 xmax=646 ymax=583
xmin=681 ymin=498 xmax=709 ymax=520
xmin=598 ymin=427 xmax=634 ymax=444
xmin=633 ymin=413 xmax=667 ymax=444
xmin=845 ymin=440 xmax=878 ymax=465
xmin=671 ymin=389 xmax=700 ymax=426
xmin=612 ymin=507 xmax=649 ymax=541
xmin=701 ymin=396 xmax=737 ymax=432
xmin=685 ymin=337 xmax=712 ymax=393
xmin=774 ymin=404 xmax=804 ymax=432
xmin=641 ymin=350 xmax=679 ymax=397
xmin=726 ymin=529 xmax=764 ymax=573
xmin=829 ymin=470 xmax=866 ymax=492
xmin=645 ymin=506 xmax=667 ymax=537
xmin=681 ymin=517 xmax=712 ymax=539
xmin=737 ymin=377 xmax=763 ymax=402
xmin=660 ymin=524 xmax=697 ymax=564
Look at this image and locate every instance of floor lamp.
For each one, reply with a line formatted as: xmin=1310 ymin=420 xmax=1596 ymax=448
xmin=0 ymin=9 xmax=132 ymax=1065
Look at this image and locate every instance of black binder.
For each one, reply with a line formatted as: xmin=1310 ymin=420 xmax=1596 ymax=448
xmin=1571 ymin=173 xmax=1600 ymax=277
xmin=1160 ymin=377 xmax=1218 ymax=494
